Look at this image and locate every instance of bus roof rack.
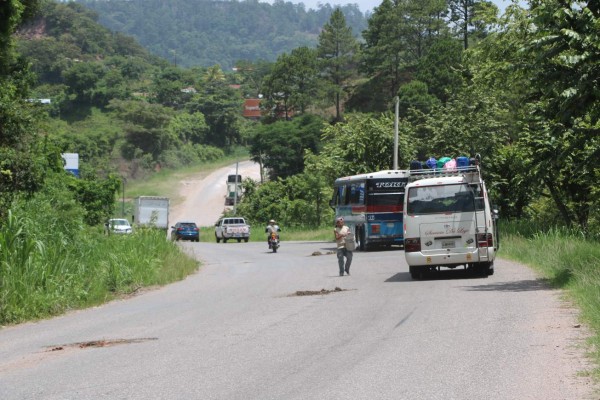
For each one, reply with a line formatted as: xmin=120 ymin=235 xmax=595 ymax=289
xmin=407 ymin=165 xmax=482 ymax=183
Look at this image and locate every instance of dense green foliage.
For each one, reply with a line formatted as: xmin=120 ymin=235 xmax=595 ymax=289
xmin=76 ymin=0 xmax=368 ymax=70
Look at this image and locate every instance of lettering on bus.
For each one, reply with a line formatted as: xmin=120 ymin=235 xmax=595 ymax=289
xmin=368 ymin=178 xmax=408 ymax=192
xmin=373 ymin=181 xmax=406 ymax=189
xmin=424 ymin=226 xmax=469 ymax=236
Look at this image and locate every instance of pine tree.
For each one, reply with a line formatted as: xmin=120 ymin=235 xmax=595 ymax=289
xmin=317 ymin=8 xmax=359 ymax=122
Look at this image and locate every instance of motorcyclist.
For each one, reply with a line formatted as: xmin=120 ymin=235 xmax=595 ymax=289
xmin=265 ymin=219 xmax=280 ymax=248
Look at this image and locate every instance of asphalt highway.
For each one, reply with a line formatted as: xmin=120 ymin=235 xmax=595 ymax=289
xmin=0 ymin=240 xmax=594 ymax=399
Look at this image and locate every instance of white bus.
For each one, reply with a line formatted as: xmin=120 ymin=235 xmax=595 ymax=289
xmin=403 ymin=165 xmax=498 ymax=279
xmin=330 ymin=170 xmax=410 ymax=251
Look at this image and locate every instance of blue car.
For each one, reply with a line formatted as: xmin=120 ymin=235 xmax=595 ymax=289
xmin=171 ymin=221 xmax=200 ymax=242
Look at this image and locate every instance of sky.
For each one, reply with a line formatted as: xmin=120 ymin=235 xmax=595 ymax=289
xmin=271 ymin=0 xmax=521 ymax=14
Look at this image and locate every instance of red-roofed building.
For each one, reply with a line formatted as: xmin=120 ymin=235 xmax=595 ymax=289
xmin=243 ymin=98 xmax=262 ymax=119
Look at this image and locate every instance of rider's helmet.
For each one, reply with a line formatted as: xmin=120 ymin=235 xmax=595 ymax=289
xmin=269 ymin=219 xmax=276 ymax=224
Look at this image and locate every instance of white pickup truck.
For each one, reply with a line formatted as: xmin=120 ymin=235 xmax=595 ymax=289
xmin=214 ymin=217 xmax=251 ymax=243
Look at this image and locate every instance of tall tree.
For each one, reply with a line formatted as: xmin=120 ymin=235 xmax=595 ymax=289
xmin=186 ymin=82 xmax=244 ymax=148
xmin=304 ymin=113 xmax=415 ymax=183
xmin=518 ymin=0 xmax=600 ymax=231
xmin=0 ymin=0 xmax=48 ymax=220
xmin=108 ymin=99 xmax=176 ymax=160
xmin=448 ymin=0 xmax=497 ymax=49
xmin=361 ymin=0 xmax=449 ymax=102
xmin=317 ymin=7 xmax=359 ymax=122
xmin=0 ymin=0 xmax=41 ymax=74
xmin=249 ymin=114 xmax=323 ymax=179
xmin=261 ymin=47 xmax=320 ymax=119
xmin=416 ymin=37 xmax=463 ymax=103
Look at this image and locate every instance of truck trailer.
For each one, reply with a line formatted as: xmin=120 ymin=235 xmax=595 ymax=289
xmin=133 ymin=196 xmax=170 ymax=230
xmin=225 ymin=174 xmax=242 ymax=206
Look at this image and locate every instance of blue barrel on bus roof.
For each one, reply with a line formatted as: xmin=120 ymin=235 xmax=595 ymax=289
xmin=456 ymin=156 xmax=470 ymax=168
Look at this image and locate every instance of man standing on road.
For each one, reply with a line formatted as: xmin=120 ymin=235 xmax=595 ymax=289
xmin=334 ymin=217 xmax=352 ymax=276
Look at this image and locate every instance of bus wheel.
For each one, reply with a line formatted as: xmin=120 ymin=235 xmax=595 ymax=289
xmin=358 ymin=227 xmax=366 ymax=251
xmin=475 ymin=262 xmax=493 ymax=276
xmin=409 ymin=266 xmax=421 ymax=280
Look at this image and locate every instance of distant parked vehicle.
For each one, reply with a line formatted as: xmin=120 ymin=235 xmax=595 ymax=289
xmin=171 ymin=221 xmax=200 ymax=242
xmin=225 ymin=174 xmax=243 ymax=206
xmin=106 ymin=218 xmax=133 ymax=235
xmin=214 ymin=217 xmax=250 ymax=243
xmin=133 ymin=196 xmax=170 ymax=231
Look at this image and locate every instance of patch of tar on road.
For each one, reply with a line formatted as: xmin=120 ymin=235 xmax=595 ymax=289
xmin=46 ymin=337 xmax=158 ymax=352
xmin=289 ymin=287 xmax=352 ymax=297
xmin=0 ymin=338 xmax=158 ymax=375
xmin=311 ymin=251 xmax=336 ymax=256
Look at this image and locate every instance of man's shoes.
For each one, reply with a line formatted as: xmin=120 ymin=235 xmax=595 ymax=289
xmin=339 ymin=273 xmax=344 ymax=276
xmin=345 ymin=269 xmax=350 ymax=275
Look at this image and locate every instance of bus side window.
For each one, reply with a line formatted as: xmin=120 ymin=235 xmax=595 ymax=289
xmin=342 ymin=184 xmax=349 ymax=205
xmin=350 ymin=183 xmax=363 ymax=205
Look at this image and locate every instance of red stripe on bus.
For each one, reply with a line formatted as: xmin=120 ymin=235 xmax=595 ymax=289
xmin=366 ymin=205 xmax=403 ymax=213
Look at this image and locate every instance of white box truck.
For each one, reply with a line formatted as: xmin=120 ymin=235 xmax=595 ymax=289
xmin=225 ymin=174 xmax=242 ymax=206
xmin=133 ymin=196 xmax=170 ymax=230
xmin=403 ymin=165 xmax=498 ymax=279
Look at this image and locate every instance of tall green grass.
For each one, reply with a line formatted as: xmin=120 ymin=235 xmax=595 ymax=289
xmin=499 ymin=220 xmax=600 ymax=378
xmin=0 ymin=214 xmax=198 ymax=326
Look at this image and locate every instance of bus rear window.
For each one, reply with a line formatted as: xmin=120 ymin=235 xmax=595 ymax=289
xmin=407 ymin=184 xmax=476 ymax=215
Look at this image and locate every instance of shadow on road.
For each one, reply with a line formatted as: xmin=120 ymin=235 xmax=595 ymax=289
xmin=385 ymin=272 xmax=413 ymax=282
xmin=461 ymin=279 xmax=553 ymax=292
xmin=386 ymin=269 xmax=490 ymax=282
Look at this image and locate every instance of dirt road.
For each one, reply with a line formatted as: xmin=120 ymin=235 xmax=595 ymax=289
xmin=169 ymin=160 xmax=262 ymax=227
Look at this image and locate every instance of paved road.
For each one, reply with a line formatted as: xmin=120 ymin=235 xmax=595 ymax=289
xmin=0 ymin=241 xmax=594 ymax=399
xmin=170 ymin=161 xmax=262 ymax=227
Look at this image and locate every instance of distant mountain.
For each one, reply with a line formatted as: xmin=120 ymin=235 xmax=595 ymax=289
xmin=74 ymin=0 xmax=368 ymax=69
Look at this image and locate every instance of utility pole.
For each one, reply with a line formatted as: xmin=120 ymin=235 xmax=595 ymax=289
xmin=393 ymin=96 xmax=399 ymax=170
xmin=233 ymin=161 xmax=239 ymax=215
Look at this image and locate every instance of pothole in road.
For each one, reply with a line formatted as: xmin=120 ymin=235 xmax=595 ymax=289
xmin=311 ymin=251 xmax=335 ymax=256
xmin=291 ymin=287 xmax=349 ymax=296
xmin=46 ymin=337 xmax=158 ymax=352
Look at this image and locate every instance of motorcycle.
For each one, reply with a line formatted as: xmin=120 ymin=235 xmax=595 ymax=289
xmin=268 ymin=231 xmax=280 ymax=253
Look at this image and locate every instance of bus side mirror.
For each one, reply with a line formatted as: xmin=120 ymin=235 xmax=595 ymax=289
xmin=329 ymin=199 xmax=335 ymax=210
xmin=492 ymin=205 xmax=499 ymax=220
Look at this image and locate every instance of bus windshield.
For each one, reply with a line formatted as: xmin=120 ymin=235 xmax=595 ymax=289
xmin=407 ymin=184 xmax=478 ymax=215
xmin=368 ymin=193 xmax=403 ymax=206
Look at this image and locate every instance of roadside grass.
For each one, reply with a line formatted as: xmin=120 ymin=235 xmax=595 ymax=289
xmin=0 ymin=213 xmax=198 ymax=326
xmin=498 ymin=221 xmax=600 ymax=380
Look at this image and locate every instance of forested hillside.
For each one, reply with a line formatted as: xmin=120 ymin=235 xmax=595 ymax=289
xmin=75 ymin=0 xmax=368 ymax=69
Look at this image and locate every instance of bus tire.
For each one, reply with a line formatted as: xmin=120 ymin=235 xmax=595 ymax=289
xmin=358 ymin=226 xmax=366 ymax=252
xmin=476 ymin=262 xmax=493 ymax=276
xmin=409 ymin=266 xmax=421 ymax=280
